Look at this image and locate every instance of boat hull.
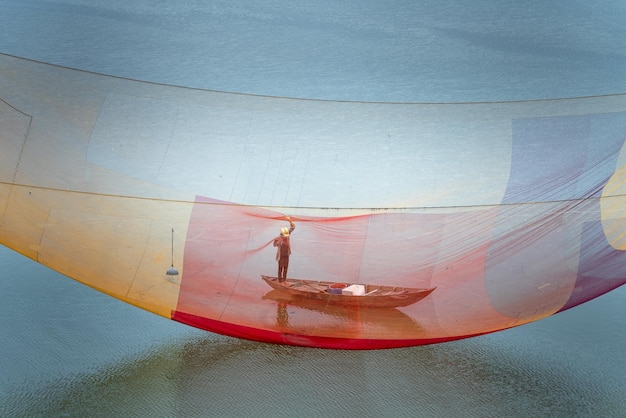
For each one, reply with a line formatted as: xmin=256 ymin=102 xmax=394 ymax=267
xmin=261 ymin=275 xmax=435 ymax=309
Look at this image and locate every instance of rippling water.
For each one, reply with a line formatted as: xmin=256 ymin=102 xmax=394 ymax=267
xmin=1 ymin=246 xmax=624 ymax=417
xmin=1 ymin=0 xmax=625 ymax=102
xmin=1 ymin=1 xmax=625 ymax=416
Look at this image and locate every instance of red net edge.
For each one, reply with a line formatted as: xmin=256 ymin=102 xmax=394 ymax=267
xmin=171 ymin=309 xmax=494 ymax=350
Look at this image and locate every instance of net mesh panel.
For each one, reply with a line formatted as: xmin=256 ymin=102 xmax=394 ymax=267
xmin=175 ymin=111 xmax=626 ymax=346
xmin=1 ymin=54 xmax=625 ymax=348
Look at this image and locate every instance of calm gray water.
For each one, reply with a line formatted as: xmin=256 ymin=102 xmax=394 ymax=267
xmin=1 ymin=0 xmax=625 ymax=102
xmin=1 ymin=1 xmax=625 ymax=416
xmin=1 ymin=246 xmax=624 ymax=417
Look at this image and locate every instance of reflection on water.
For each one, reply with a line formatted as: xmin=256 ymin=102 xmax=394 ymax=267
xmin=1 ymin=237 xmax=625 ymax=417
xmin=263 ymin=289 xmax=425 ymax=339
xmin=2 ymin=327 xmax=624 ymax=417
xmin=1 ymin=1 xmax=625 ymax=415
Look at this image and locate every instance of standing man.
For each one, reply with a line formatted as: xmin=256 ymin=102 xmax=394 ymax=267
xmin=273 ymin=216 xmax=295 ymax=283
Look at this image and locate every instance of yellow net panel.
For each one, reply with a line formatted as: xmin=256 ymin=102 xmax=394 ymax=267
xmin=1 ymin=54 xmax=625 ymax=348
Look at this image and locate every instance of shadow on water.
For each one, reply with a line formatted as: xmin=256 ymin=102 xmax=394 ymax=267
xmin=2 ymin=325 xmax=623 ymax=418
xmin=1 ymin=246 xmax=624 ymax=417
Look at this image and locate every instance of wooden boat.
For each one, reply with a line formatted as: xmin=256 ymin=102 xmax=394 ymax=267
xmin=261 ymin=275 xmax=435 ymax=309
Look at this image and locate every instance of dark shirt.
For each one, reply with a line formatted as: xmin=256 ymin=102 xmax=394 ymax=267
xmin=274 ymin=223 xmax=295 ymax=260
xmin=279 ymin=237 xmax=290 ymax=257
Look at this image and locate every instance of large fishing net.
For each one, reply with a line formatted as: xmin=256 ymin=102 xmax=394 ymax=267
xmin=1 ymin=54 xmax=625 ymax=348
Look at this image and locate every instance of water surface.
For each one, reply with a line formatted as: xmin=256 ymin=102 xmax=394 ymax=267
xmin=0 ymin=1 xmax=625 ymax=416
